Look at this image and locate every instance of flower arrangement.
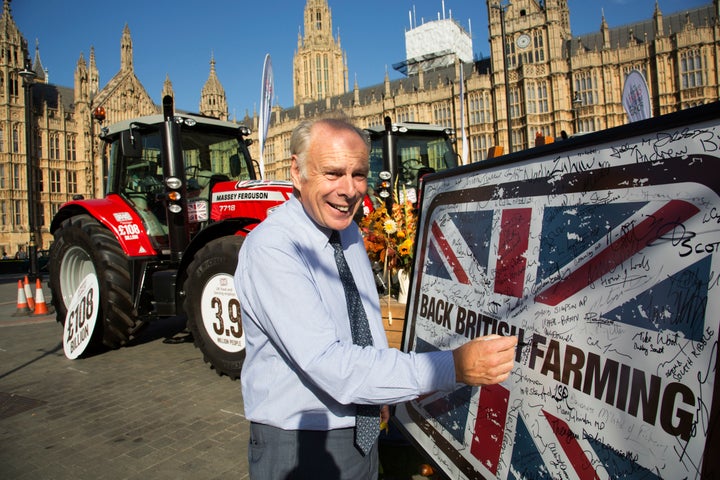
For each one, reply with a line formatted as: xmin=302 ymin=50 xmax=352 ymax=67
xmin=359 ymin=196 xmax=417 ymax=275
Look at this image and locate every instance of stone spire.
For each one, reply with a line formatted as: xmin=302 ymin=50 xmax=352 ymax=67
xmin=353 ymin=74 xmax=360 ymax=106
xmin=162 ymin=74 xmax=174 ymax=103
xmin=120 ymin=23 xmax=133 ymax=72
xmin=654 ymin=1 xmax=664 ymax=37
xmin=74 ymin=52 xmax=88 ymax=102
xmin=0 ymin=0 xmax=30 ymax=73
xmin=199 ymin=54 xmax=228 ymax=120
xmin=88 ymin=46 xmax=99 ymax=98
xmin=601 ymin=9 xmax=610 ymax=49
xmin=32 ymin=39 xmax=47 ymax=83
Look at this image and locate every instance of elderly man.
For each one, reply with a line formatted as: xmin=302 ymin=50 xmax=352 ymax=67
xmin=234 ymin=115 xmax=517 ymax=479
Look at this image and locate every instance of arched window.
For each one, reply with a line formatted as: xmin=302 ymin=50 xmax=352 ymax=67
xmin=12 ymin=125 xmax=19 ymax=152
xmin=537 ymin=81 xmax=548 ymax=113
xmin=574 ymin=71 xmax=598 ymax=105
xmin=49 ymin=133 xmax=60 ymax=160
xmin=681 ymin=49 xmax=704 ymax=89
xmin=468 ymin=91 xmax=492 ymax=125
xmin=534 ymin=32 xmax=545 ymax=62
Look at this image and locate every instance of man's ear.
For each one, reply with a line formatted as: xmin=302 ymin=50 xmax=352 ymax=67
xmin=290 ymin=155 xmax=302 ymax=190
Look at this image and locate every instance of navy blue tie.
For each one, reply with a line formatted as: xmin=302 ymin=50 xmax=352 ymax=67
xmin=329 ymin=230 xmax=378 ymax=455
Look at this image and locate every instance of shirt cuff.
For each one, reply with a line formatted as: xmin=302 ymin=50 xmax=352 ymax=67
xmin=415 ymin=350 xmax=457 ymax=393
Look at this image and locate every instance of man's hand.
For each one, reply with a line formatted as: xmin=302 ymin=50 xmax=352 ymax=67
xmin=452 ymin=335 xmax=518 ymax=386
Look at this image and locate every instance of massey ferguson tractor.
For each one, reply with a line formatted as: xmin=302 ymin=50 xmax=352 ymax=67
xmin=49 ymin=96 xmax=292 ymax=378
xmin=49 ymin=96 xmax=457 ymax=380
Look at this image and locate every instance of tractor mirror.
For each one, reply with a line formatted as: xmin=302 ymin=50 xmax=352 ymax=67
xmin=443 ymin=150 xmax=459 ymax=168
xmin=230 ymin=154 xmax=241 ymax=177
xmin=121 ymin=130 xmax=143 ymax=158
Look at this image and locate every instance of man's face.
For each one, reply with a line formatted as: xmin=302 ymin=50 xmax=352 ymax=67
xmin=291 ymin=123 xmax=369 ymax=232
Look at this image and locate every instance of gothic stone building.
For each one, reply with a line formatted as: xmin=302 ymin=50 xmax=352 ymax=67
xmin=261 ymin=0 xmax=720 ymax=179
xmin=0 ymin=1 xmax=227 ymax=255
xmin=1 ymin=0 xmax=718 ymax=254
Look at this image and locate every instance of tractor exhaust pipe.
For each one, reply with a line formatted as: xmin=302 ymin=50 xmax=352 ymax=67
xmin=161 ymin=96 xmax=190 ymax=261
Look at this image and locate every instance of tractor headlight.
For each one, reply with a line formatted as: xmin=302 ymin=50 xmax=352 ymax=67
xmin=166 ymin=177 xmax=182 ymax=189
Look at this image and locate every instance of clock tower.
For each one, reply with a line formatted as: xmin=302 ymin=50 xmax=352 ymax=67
xmin=487 ymin=0 xmax=571 ymax=152
xmin=293 ymin=0 xmax=348 ymax=106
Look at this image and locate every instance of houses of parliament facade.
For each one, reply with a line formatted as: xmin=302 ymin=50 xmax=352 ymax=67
xmin=0 ymin=0 xmax=718 ymax=254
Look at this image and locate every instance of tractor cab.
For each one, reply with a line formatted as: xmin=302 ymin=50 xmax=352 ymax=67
xmin=102 ymin=114 xmax=256 ymax=248
xmin=365 ymin=119 xmax=458 ymax=206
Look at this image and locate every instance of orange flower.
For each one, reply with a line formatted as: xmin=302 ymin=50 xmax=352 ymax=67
xmin=359 ymin=191 xmax=417 ymax=274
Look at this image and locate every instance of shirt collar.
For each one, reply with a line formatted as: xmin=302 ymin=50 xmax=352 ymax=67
xmin=286 ymin=196 xmax=336 ymax=248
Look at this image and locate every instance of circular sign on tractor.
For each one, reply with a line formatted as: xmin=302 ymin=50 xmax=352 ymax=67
xmin=63 ymin=273 xmax=100 ymax=359
xmin=201 ymin=273 xmax=245 ymax=353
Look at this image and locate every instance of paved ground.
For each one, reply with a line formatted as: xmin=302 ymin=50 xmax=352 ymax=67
xmin=0 ymin=274 xmax=250 ymax=480
xmin=0 ymin=274 xmax=433 ymax=480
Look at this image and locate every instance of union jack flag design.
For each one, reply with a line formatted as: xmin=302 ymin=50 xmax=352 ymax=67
xmin=399 ymin=148 xmax=719 ymax=479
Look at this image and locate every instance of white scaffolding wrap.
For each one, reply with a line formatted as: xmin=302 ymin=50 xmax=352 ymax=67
xmin=405 ymin=19 xmax=472 ymax=67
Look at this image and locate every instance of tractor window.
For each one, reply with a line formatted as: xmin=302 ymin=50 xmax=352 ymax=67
xmin=368 ymin=150 xmax=384 ymax=188
xmin=182 ymin=131 xmax=253 ymax=199
xmin=396 ymin=135 xmax=457 ymax=187
xmin=119 ymin=132 xmax=167 ymax=237
xmin=114 ymin=133 xmax=162 ymax=197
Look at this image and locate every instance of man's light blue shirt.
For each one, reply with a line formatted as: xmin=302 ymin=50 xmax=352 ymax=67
xmin=235 ymin=196 xmax=456 ymax=430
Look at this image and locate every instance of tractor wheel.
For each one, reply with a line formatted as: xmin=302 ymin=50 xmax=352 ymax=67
xmin=184 ymin=236 xmax=246 ymax=379
xmin=49 ymin=214 xmax=139 ymax=352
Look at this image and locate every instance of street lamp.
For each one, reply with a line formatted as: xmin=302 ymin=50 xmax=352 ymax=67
xmin=492 ymin=1 xmax=512 ymax=154
xmin=92 ymin=105 xmax=107 ymax=197
xmin=19 ymin=63 xmax=38 ymax=280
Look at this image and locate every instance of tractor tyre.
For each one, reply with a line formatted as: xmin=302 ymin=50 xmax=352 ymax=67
xmin=49 ymin=214 xmax=140 ymax=351
xmin=184 ymin=236 xmax=246 ymax=379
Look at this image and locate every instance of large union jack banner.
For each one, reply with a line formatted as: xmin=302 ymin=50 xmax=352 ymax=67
xmin=396 ymin=105 xmax=720 ymax=479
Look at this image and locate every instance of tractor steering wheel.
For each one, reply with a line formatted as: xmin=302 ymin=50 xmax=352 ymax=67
xmin=401 ymin=158 xmax=424 ymax=184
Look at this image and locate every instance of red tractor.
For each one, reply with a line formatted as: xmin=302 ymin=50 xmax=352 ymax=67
xmin=49 ymin=96 xmax=292 ymax=378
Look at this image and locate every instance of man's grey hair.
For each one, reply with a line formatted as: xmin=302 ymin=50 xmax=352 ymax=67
xmin=290 ymin=114 xmax=370 ymax=179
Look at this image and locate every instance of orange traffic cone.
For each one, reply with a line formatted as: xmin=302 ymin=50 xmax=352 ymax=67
xmin=23 ymin=275 xmax=35 ymax=311
xmin=12 ymin=279 xmax=32 ymax=316
xmin=33 ymin=278 xmax=51 ymax=315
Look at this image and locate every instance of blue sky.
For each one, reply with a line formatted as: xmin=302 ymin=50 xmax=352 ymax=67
xmin=13 ymin=0 xmax=710 ymax=119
